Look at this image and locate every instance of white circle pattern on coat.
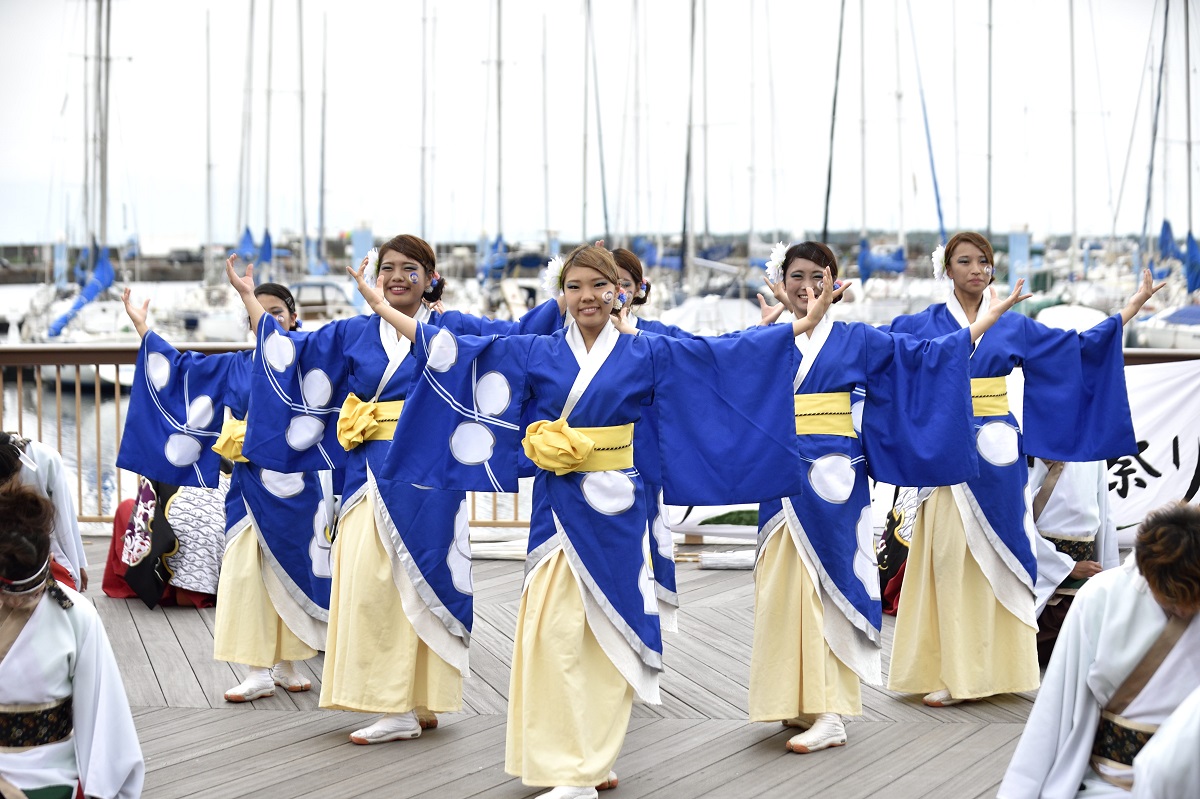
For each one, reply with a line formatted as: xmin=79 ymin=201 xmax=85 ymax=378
xmin=301 ymin=369 xmax=332 ymax=408
xmin=976 ymin=420 xmax=1019 ymax=467
xmin=186 ymin=395 xmax=215 ymax=429
xmin=449 ymin=421 xmax=495 ymax=465
xmin=147 ymin=351 xmax=171 ymax=391
xmin=580 ymin=470 xmax=637 ymax=516
xmin=851 ymin=400 xmax=864 ymax=436
xmin=474 ymin=371 xmax=512 ymax=416
xmin=263 ymin=331 xmax=296 ymax=372
xmin=639 ymin=531 xmax=658 ymax=614
xmin=285 ymin=415 xmax=325 ymax=451
xmin=164 ymin=433 xmax=202 ymax=467
xmin=427 ymin=328 xmax=459 ymax=372
xmin=852 ymin=506 xmax=881 ymax=601
xmin=309 ymin=499 xmax=333 ymax=579
xmin=261 ymin=469 xmax=306 ymax=498
xmin=808 ymin=453 xmax=856 ymax=504
xmin=447 ymin=499 xmax=474 ymax=596
xmin=651 ymin=492 xmax=674 ymax=560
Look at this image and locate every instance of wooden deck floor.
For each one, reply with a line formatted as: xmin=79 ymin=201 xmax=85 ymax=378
xmin=87 ymin=542 xmax=1032 ymax=799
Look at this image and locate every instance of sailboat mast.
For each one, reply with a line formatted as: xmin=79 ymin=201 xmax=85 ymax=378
xmin=298 ymin=0 xmax=309 ymax=277
xmin=1070 ymin=0 xmax=1079 ymax=275
xmin=748 ymin=0 xmax=755 ymax=261
xmin=100 ymin=0 xmax=111 ymax=248
xmin=264 ymin=0 xmax=274 ymax=233
xmin=82 ymin=7 xmax=90 ymax=256
xmin=318 ymin=13 xmax=327 ymax=263
xmin=822 ymin=0 xmax=848 ymax=243
xmin=542 ymin=15 xmax=550 ymax=254
xmin=859 ymin=0 xmax=866 ymax=243
xmin=237 ymin=1 xmax=255 ymax=237
xmin=1187 ymin=0 xmax=1194 ymax=231
xmin=765 ymin=0 xmax=779 ymax=242
xmin=589 ymin=5 xmax=611 ymax=243
xmin=206 ymin=11 xmax=215 ymax=286
xmin=421 ymin=0 xmax=428 ymax=240
xmin=894 ymin=0 xmax=906 ymax=251
xmin=582 ymin=0 xmax=590 ymax=240
xmin=702 ymin=0 xmax=710 ymax=243
xmin=682 ymin=0 xmax=697 ymax=290
xmin=986 ymin=0 xmax=992 ymax=239
xmin=951 ymin=0 xmax=959 ymax=229
xmin=496 ymin=0 xmax=503 ymax=241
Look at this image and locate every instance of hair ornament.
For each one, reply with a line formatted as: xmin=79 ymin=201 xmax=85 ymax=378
xmin=542 ymin=255 xmax=565 ymax=298
xmin=931 ymin=244 xmax=947 ymax=281
xmin=365 ymin=247 xmax=380 ymax=284
xmin=764 ymin=241 xmax=788 ymax=284
xmin=637 ymin=280 xmax=648 ymax=299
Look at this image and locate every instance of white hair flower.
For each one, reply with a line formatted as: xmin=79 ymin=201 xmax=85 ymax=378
xmin=931 ymin=244 xmax=946 ymax=280
xmin=764 ymin=241 xmax=788 ymax=283
xmin=542 ymin=254 xmax=565 ymax=298
xmin=365 ymin=247 xmax=380 ymax=284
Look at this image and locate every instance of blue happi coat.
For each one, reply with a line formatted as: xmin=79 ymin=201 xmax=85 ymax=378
xmin=117 ymin=334 xmax=333 ymax=625
xmin=241 ymin=300 xmax=565 ymax=650
xmin=756 ymin=316 xmax=979 ymax=683
xmin=883 ymin=296 xmax=1135 ymax=602
xmin=382 ymin=319 xmax=807 ymax=700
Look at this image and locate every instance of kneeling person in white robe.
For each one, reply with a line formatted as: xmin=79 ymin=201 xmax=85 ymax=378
xmin=998 ymin=502 xmax=1200 ymax=798
xmin=0 ymin=485 xmax=144 ymax=799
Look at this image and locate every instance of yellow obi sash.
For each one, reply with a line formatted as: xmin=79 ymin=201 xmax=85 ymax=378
xmin=794 ymin=392 xmax=857 ymax=438
xmin=336 ymin=394 xmax=405 ymax=450
xmin=212 ymin=418 xmax=250 ymax=462
xmin=971 ymin=377 xmax=1010 ymax=417
xmin=522 ymin=420 xmax=635 ymax=475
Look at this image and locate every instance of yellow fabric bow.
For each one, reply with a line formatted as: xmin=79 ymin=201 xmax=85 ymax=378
xmin=212 ymin=418 xmax=249 ymax=463
xmin=337 ymin=393 xmax=379 ymax=451
xmin=522 ymin=419 xmax=596 ymax=476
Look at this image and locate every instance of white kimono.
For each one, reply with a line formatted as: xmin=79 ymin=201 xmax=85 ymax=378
xmin=998 ymin=557 xmax=1200 ymax=798
xmin=1030 ymin=459 xmax=1120 ymax=617
xmin=1133 ymin=683 xmax=1200 ymax=798
xmin=0 ymin=586 xmax=144 ymax=798
xmin=17 ymin=441 xmax=87 ymax=587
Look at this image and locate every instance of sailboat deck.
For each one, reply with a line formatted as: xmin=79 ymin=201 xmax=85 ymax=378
xmin=92 ymin=544 xmax=1032 ymax=798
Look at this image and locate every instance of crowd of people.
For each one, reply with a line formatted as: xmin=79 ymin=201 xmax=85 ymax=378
xmin=0 ymin=230 xmax=1195 ymax=799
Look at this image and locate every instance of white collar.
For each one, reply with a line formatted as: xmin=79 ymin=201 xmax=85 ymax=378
xmin=793 ymin=314 xmax=833 ymax=391
xmin=561 ymin=319 xmax=620 ymax=421
xmin=373 ymin=304 xmax=430 ymax=400
xmin=946 ymin=287 xmax=990 ymax=330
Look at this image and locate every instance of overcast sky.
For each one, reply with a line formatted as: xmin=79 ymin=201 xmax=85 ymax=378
xmin=0 ymin=0 xmax=1184 ymax=254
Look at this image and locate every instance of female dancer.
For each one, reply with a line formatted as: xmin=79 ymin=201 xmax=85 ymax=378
xmin=350 ymin=241 xmax=1000 ymax=797
xmin=885 ymin=231 xmax=1162 ymax=707
xmin=749 ymin=241 xmax=1027 ymax=754
xmin=119 ymin=281 xmax=331 ymax=702
xmin=0 ymin=484 xmax=143 ymax=799
xmin=233 ymin=235 xmax=565 ymax=744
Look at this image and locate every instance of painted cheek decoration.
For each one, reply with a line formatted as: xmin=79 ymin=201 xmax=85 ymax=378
xmin=602 ymin=291 xmax=614 ymax=304
xmin=409 ymin=273 xmax=419 ymax=283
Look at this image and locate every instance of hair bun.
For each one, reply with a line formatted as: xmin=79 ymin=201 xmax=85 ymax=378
xmin=0 ymin=483 xmax=57 ymax=537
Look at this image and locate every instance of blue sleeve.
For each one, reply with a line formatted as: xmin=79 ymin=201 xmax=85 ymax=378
xmin=859 ymin=325 xmax=979 ymax=486
xmin=650 ymin=323 xmax=804 ymax=505
xmin=1020 ymin=314 xmax=1136 ymax=461
xmin=636 ymin=318 xmax=696 ymax=339
xmin=380 ymin=322 xmax=534 ymax=492
xmin=441 ymin=299 xmax=564 ymax=337
xmin=242 ymin=315 xmax=351 ymax=473
xmin=116 ymin=332 xmax=241 ymax=488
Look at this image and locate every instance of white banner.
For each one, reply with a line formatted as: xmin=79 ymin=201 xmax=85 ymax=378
xmin=1004 ymin=358 xmax=1200 ymax=543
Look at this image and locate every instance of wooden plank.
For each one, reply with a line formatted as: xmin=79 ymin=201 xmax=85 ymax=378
xmin=91 ymin=595 xmax=168 ymax=707
xmin=161 ymin=606 xmax=242 ymax=709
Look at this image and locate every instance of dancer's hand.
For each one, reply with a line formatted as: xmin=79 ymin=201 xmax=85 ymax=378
xmin=121 ymin=287 xmax=150 ymax=338
xmin=226 ymin=254 xmax=255 ymax=296
xmin=348 ymin=258 xmax=385 ymax=311
xmin=1120 ymin=268 xmax=1167 ymax=325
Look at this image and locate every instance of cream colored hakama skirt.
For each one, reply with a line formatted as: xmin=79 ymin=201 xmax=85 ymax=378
xmin=748 ymin=525 xmax=862 ymax=720
xmin=319 ymin=495 xmax=462 ymax=714
xmin=213 ymin=525 xmax=318 ymax=668
xmin=506 ymin=550 xmax=635 ymax=787
xmin=887 ymin=486 xmax=1039 ymax=698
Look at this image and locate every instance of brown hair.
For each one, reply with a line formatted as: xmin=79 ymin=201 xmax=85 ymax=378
xmin=0 ymin=433 xmax=27 ymax=483
xmin=782 ymin=241 xmax=842 ymax=304
xmin=944 ymin=231 xmax=996 ymax=285
xmin=1136 ymin=502 xmax=1200 ymax=614
xmin=378 ymin=234 xmax=446 ymax=303
xmin=0 ymin=484 xmax=56 ymax=587
xmin=612 ymin=248 xmax=651 ymax=307
xmin=253 ymin=283 xmax=299 ymax=330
